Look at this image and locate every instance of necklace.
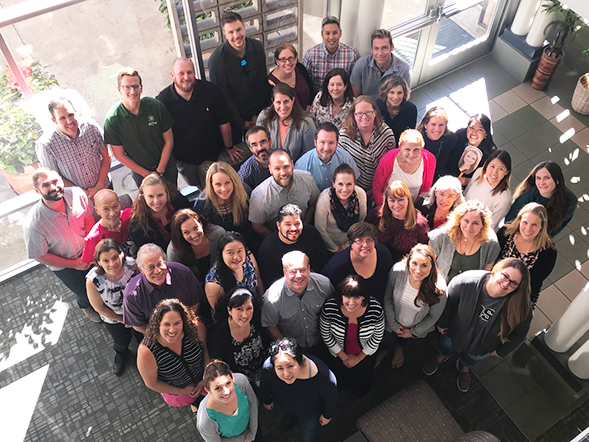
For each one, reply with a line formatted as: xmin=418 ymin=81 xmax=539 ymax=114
xmin=279 ymin=118 xmax=290 ymax=127
xmin=460 ymin=237 xmax=477 ymax=256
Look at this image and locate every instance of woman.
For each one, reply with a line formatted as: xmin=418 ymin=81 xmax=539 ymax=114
xmin=465 ymin=149 xmax=512 ymax=229
xmin=442 ymin=113 xmax=496 ymax=185
xmin=320 ymin=275 xmax=384 ymax=396
xmin=260 ymin=338 xmax=338 ymax=442
xmin=417 ymin=106 xmax=457 ymax=180
xmin=86 ymin=239 xmax=140 ymax=376
xmin=497 ymin=203 xmax=557 ymax=306
xmin=338 ymin=95 xmax=396 ymax=193
xmin=129 ymin=173 xmax=191 ymax=250
xmin=137 ymin=299 xmax=209 ymax=413
xmin=196 ymin=360 xmax=260 ymax=442
xmin=415 ymin=175 xmax=465 ymax=230
xmin=368 ymin=180 xmax=430 ymax=264
xmin=205 ymin=232 xmax=263 ymax=312
xmin=322 ymin=222 xmax=394 ymax=306
xmin=208 ymin=288 xmax=269 ymax=386
xmin=372 ymin=129 xmax=436 ymax=205
xmin=257 ymin=83 xmax=316 ymax=161
xmin=310 ymin=68 xmax=354 ymax=129
xmin=505 ymin=161 xmax=576 ymax=236
xmin=423 ymin=258 xmax=532 ymax=393
xmin=383 ymin=244 xmax=447 ymax=368
xmin=376 ymin=76 xmax=417 ymax=145
xmin=268 ymin=43 xmax=314 ymax=110
xmin=168 ymin=209 xmax=227 ymax=282
xmin=428 ymin=200 xmax=500 ymax=282
xmin=314 ymin=163 xmax=368 ymax=253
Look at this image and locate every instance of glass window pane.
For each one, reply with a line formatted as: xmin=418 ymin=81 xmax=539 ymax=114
xmin=392 ymin=31 xmax=422 ymax=70
xmin=382 ymin=0 xmax=431 ymax=28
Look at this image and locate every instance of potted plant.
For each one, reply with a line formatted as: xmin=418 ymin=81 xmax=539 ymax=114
xmin=571 ymin=48 xmax=589 ymax=115
xmin=531 ymin=0 xmax=585 ymax=90
xmin=0 ymin=61 xmax=58 ymax=193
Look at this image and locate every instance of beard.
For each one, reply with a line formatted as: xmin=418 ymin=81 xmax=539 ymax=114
xmin=43 ymin=188 xmax=64 ymax=201
xmin=174 ymin=80 xmax=194 ymax=94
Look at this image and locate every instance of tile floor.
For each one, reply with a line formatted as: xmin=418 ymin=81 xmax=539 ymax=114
xmin=1 ymin=55 xmax=589 ymax=441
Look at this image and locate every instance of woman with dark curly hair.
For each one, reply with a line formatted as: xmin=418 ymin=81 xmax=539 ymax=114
xmin=167 ymin=209 xmax=227 ymax=282
xmin=137 ymin=299 xmax=209 ymax=414
xmin=504 ymin=161 xmax=576 ymax=236
xmin=428 ymin=200 xmax=500 ymax=282
xmin=129 ymin=173 xmax=191 ymax=250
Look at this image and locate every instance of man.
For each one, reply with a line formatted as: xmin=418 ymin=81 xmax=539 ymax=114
xmin=350 ymin=29 xmax=411 ymax=98
xmin=23 ymin=168 xmax=100 ymax=322
xmin=249 ymin=149 xmax=320 ymax=238
xmin=35 ymin=97 xmax=111 ymax=199
xmin=257 ymin=204 xmax=330 ymax=286
xmin=238 ymin=126 xmax=272 ymax=190
xmin=104 ymin=68 xmax=176 ymax=187
xmin=302 ymin=16 xmax=360 ymax=92
xmin=294 ymin=122 xmax=360 ymax=191
xmin=81 ymin=189 xmax=135 ymax=263
xmin=123 ymin=244 xmax=203 ymax=334
xmin=156 ymin=57 xmax=246 ymax=189
xmin=209 ymin=11 xmax=271 ymax=144
xmin=261 ymin=251 xmax=334 ymax=353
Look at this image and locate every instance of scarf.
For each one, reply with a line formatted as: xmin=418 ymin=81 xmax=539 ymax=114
xmin=330 ymin=187 xmax=360 ymax=232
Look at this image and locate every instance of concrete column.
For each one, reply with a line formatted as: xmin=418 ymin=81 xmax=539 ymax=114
xmin=511 ymin=0 xmax=542 ymax=36
xmin=525 ymin=7 xmax=555 ymax=47
xmin=569 ymin=339 xmax=589 ymax=379
xmin=339 ymin=0 xmax=359 ymax=49
xmin=355 ymin=0 xmax=385 ymax=56
xmin=545 ymin=285 xmax=589 ymax=353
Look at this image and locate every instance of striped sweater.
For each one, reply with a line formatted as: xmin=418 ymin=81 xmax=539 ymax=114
xmin=338 ymin=122 xmax=396 ymax=192
xmin=320 ymin=297 xmax=385 ymax=357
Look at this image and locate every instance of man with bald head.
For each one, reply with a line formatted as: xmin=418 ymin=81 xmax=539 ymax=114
xmin=157 ymin=57 xmax=246 ymax=188
xmin=81 ymin=189 xmax=135 ymax=262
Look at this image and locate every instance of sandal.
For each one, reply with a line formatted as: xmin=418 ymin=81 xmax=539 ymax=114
xmin=391 ymin=346 xmax=404 ymax=369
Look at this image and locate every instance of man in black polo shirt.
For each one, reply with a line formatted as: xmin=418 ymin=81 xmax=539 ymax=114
xmin=209 ymin=11 xmax=271 ymax=144
xmin=157 ymin=58 xmax=246 ymax=188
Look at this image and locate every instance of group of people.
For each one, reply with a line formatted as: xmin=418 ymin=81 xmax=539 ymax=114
xmin=22 ymin=10 xmax=578 ymax=442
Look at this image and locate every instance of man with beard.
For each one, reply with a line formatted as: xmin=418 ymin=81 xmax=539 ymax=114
xmin=23 ymin=168 xmax=101 ymax=322
xmin=238 ymin=126 xmax=272 ymax=190
xmin=156 ymin=58 xmax=245 ymax=189
xmin=257 ymin=204 xmax=330 ymax=286
xmin=249 ymin=149 xmax=320 ymax=238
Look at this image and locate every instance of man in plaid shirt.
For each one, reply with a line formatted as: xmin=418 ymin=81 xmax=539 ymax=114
xmin=302 ymin=16 xmax=360 ymax=92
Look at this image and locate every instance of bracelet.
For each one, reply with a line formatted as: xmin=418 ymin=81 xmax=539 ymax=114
xmin=94 ymin=186 xmax=100 ymax=191
xmin=225 ymin=145 xmax=233 ymax=150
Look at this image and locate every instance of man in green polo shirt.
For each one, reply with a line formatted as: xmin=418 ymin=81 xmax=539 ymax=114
xmin=104 ymin=67 xmax=176 ymax=187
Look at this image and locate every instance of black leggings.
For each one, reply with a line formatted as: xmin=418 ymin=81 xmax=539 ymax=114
xmin=103 ymin=322 xmax=143 ymax=354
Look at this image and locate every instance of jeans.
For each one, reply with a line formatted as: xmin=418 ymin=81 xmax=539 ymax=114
xmin=53 ymin=267 xmax=90 ymax=309
xmin=437 ymin=333 xmax=490 ymax=367
xmin=298 ymin=413 xmax=321 ymax=442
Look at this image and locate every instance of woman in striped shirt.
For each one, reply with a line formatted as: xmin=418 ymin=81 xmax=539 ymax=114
xmin=319 ymin=275 xmax=384 ymax=397
xmin=137 ymin=299 xmax=209 ymax=415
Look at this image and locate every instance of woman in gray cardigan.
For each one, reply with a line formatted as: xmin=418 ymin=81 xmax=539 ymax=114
xmin=256 ymin=83 xmax=316 ymax=162
xmin=197 ymin=360 xmax=259 ymax=442
xmin=383 ymin=244 xmax=447 ymax=368
xmin=428 ymin=199 xmax=500 ymax=282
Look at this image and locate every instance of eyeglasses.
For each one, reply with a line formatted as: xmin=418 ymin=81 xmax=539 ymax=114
xmin=145 ymin=260 xmax=167 ymax=273
xmin=499 ymin=271 xmax=520 ymax=289
xmin=249 ymin=139 xmax=269 ymax=148
xmin=277 ymin=56 xmax=296 ymax=64
xmin=120 ymin=84 xmax=142 ymax=91
xmin=270 ymin=340 xmax=294 ymax=356
xmin=353 ymin=238 xmax=375 ymax=246
xmin=354 ymin=110 xmax=375 ymax=118
xmin=241 ymin=59 xmax=250 ymax=74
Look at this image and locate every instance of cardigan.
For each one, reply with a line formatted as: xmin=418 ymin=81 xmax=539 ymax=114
xmin=314 ymin=186 xmax=368 ymax=253
xmin=256 ymin=109 xmax=316 ymax=162
xmin=464 ymin=168 xmax=512 ymax=229
xmin=319 ymin=296 xmax=385 ymax=357
xmin=383 ymin=261 xmax=447 ymax=337
xmin=376 ymin=99 xmax=417 ymax=145
xmin=437 ymin=270 xmax=532 ymax=357
xmin=496 ymin=226 xmax=557 ymax=303
xmin=372 ymin=148 xmax=436 ymax=206
xmin=196 ymin=373 xmax=258 ymax=442
xmin=428 ymin=225 xmax=500 ymax=281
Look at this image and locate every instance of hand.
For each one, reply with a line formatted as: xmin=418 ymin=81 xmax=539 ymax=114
xmin=86 ymin=186 xmax=99 ymax=199
xmin=319 ymin=415 xmax=331 ymax=426
xmin=343 ymin=354 xmax=360 ymax=368
xmin=396 ymin=327 xmax=412 ymax=339
xmin=491 ymin=350 xmax=500 ymax=358
xmin=225 ymin=145 xmax=243 ymax=163
xmin=264 ymin=402 xmax=275 ymax=411
xmin=191 ymin=380 xmax=204 ymax=397
xmin=336 ymin=245 xmax=346 ymax=252
xmin=75 ymin=258 xmax=91 ymax=271
xmin=437 ymin=326 xmax=447 ymax=335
